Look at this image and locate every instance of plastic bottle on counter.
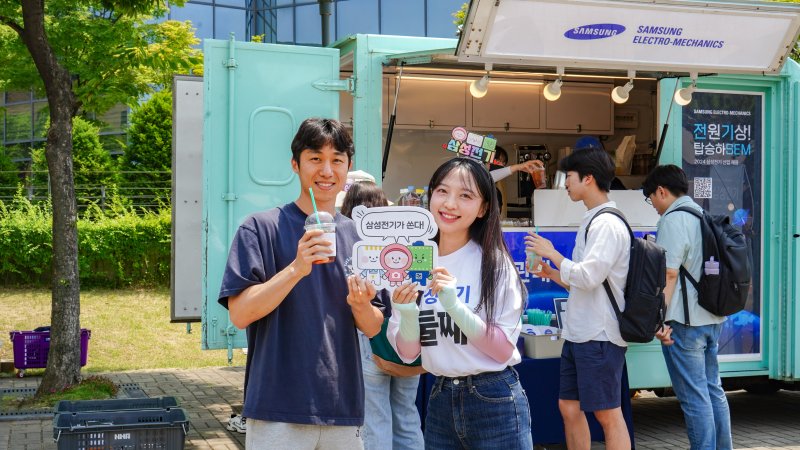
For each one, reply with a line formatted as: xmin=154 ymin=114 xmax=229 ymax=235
xmin=419 ymin=187 xmax=429 ymax=210
xmin=416 ymin=188 xmax=427 ymax=209
xmin=399 ymin=186 xmax=421 ymax=207
xmin=396 ymin=187 xmax=409 ymax=205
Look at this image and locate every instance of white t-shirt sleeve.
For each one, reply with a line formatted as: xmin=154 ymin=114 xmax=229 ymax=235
xmin=490 ymin=166 xmax=513 ymax=182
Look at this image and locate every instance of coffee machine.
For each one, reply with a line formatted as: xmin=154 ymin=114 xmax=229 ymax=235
xmin=514 ymin=144 xmax=550 ymax=207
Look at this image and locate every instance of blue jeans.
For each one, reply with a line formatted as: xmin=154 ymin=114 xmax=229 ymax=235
xmin=359 ymin=333 xmax=424 ymax=450
xmin=425 ymin=367 xmax=532 ymax=450
xmin=662 ymin=321 xmax=732 ymax=450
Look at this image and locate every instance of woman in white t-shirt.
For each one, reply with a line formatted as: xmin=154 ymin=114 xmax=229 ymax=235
xmin=388 ymin=157 xmax=532 ymax=449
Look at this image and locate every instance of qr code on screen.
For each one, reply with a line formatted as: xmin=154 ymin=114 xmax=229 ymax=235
xmin=694 ymin=177 xmax=712 ymax=199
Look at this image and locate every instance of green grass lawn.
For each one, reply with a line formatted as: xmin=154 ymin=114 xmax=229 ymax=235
xmin=0 ymin=288 xmax=246 ymax=373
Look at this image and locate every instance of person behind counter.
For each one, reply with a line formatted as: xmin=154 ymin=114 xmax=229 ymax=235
xmin=524 ymin=147 xmax=631 ymax=450
xmin=388 ymin=157 xmax=531 ymax=449
xmin=340 ymin=181 xmax=426 ymax=450
xmin=573 ymin=136 xmax=627 ymax=190
xmin=489 ymin=146 xmax=543 ymax=214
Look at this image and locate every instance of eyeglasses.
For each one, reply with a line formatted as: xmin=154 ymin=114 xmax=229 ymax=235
xmin=644 ymin=197 xmax=653 ymax=205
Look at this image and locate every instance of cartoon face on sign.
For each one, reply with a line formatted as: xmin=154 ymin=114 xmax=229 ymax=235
xmin=409 ymin=243 xmax=433 ymax=271
xmin=381 ymin=244 xmax=412 ymax=286
xmin=408 ymin=241 xmax=434 ymax=286
xmin=350 ymin=205 xmax=439 ymax=292
xmin=357 ymin=245 xmax=384 ymax=269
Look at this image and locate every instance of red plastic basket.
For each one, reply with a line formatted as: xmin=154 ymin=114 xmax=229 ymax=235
xmin=9 ymin=329 xmax=91 ymax=370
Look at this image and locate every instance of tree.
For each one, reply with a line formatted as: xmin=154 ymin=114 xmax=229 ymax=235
xmin=118 ymin=90 xmax=172 ymax=208
xmin=0 ymin=0 xmax=201 ymax=395
xmin=31 ymin=117 xmax=119 ymax=208
xmin=452 ymin=3 xmax=468 ymax=34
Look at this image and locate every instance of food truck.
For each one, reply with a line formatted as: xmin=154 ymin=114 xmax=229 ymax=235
xmin=192 ymin=0 xmax=800 ymax=391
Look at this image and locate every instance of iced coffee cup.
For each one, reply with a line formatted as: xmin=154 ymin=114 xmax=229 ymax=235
xmin=304 ymin=212 xmax=337 ymax=264
xmin=531 ymin=165 xmax=547 ymax=189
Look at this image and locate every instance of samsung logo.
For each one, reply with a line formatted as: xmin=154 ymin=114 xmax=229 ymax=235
xmin=564 ymin=24 xmax=625 ymax=40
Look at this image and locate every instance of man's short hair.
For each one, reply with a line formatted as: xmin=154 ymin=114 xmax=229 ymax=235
xmin=558 ymin=147 xmax=615 ymax=192
xmin=642 ymin=164 xmax=688 ymax=198
xmin=290 ymin=118 xmax=354 ymax=163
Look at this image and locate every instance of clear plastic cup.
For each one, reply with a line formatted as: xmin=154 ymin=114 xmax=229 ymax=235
xmin=526 ymin=249 xmax=543 ymax=274
xmin=304 ymin=211 xmax=336 ymax=264
xmin=531 ymin=165 xmax=547 ymax=189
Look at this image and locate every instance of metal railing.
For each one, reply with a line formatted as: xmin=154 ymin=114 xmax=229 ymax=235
xmin=0 ymin=170 xmax=172 ymax=211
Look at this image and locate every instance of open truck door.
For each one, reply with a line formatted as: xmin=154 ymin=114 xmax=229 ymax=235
xmin=201 ymin=39 xmax=343 ymax=358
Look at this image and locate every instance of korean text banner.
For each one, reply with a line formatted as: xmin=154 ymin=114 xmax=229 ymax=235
xmin=682 ymin=91 xmax=763 ymax=359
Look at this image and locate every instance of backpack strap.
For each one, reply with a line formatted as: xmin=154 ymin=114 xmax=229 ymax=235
xmin=679 ymin=269 xmax=691 ymax=326
xmin=586 ymin=207 xmax=633 ymax=322
xmin=602 ymin=279 xmax=624 ymax=318
xmin=585 ymin=207 xmax=634 ymax=243
xmin=665 ymin=205 xmax=703 ymax=325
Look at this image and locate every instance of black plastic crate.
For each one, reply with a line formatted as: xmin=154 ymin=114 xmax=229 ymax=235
xmin=55 ymin=396 xmax=178 ymax=414
xmin=53 ymin=408 xmax=189 ymax=450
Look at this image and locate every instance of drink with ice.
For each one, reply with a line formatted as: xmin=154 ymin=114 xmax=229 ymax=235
xmin=304 ymin=211 xmax=337 ymax=264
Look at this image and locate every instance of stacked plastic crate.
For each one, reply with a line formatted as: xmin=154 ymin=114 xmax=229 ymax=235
xmin=53 ymin=397 xmax=190 ymax=450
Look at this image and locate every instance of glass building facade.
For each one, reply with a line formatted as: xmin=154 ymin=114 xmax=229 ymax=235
xmin=168 ymin=0 xmax=464 ymax=45
xmin=2 ymin=0 xmax=463 ymax=156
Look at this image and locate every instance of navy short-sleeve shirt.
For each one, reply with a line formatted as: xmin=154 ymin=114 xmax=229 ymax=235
xmin=218 ymin=202 xmax=364 ymax=426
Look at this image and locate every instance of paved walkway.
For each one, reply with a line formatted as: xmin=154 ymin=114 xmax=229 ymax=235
xmin=1 ymin=366 xmax=799 ymax=449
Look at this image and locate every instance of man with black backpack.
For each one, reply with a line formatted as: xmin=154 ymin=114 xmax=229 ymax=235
xmin=525 ymin=146 xmax=631 ymax=450
xmin=642 ymin=165 xmax=733 ymax=450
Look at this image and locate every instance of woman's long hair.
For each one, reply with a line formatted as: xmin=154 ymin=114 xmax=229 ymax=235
xmin=427 ymin=158 xmax=527 ymax=326
xmin=340 ymin=181 xmax=388 ymax=218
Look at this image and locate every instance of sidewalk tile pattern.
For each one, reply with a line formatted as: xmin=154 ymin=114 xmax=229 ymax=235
xmin=1 ymin=367 xmax=798 ymax=450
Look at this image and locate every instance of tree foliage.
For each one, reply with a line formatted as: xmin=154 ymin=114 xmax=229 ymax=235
xmin=31 ymin=117 xmax=119 ymax=207
xmin=0 ymin=0 xmax=199 ymax=395
xmin=118 ymin=90 xmax=172 ymax=207
xmin=0 ymin=1 xmax=202 ymax=115
xmin=0 ymin=148 xmax=21 ymax=189
xmin=452 ymin=3 xmax=468 ymax=35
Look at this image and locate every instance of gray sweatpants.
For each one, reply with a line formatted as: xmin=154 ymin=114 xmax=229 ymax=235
xmin=246 ymin=419 xmax=364 ymax=450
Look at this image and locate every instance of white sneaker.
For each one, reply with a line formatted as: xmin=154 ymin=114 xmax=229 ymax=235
xmin=226 ymin=414 xmax=247 ymax=433
xmin=241 ymin=347 xmax=248 ymax=355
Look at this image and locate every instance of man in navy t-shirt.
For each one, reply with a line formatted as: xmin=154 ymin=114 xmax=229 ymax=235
xmin=218 ymin=118 xmax=384 ymax=450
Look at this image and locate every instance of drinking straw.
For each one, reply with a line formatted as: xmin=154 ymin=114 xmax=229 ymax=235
xmin=309 ymin=187 xmax=322 ymax=226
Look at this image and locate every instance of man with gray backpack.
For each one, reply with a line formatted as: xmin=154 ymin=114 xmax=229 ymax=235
xmin=643 ymin=164 xmax=740 ymax=450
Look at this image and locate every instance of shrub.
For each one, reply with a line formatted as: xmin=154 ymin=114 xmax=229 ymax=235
xmin=30 ymin=117 xmax=119 ymax=208
xmin=118 ymin=90 xmax=172 ymax=208
xmin=0 ymin=194 xmax=170 ymax=287
xmin=0 ymin=148 xmax=22 ymax=199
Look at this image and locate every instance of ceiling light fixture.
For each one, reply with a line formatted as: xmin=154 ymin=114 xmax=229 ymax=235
xmin=611 ymin=70 xmax=636 ymax=104
xmin=469 ymin=63 xmax=492 ymax=98
xmin=674 ymin=72 xmax=698 ymax=106
xmin=543 ymin=66 xmax=565 ymax=102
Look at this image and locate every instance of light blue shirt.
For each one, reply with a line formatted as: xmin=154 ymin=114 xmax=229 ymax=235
xmin=656 ymin=196 xmax=725 ymax=326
